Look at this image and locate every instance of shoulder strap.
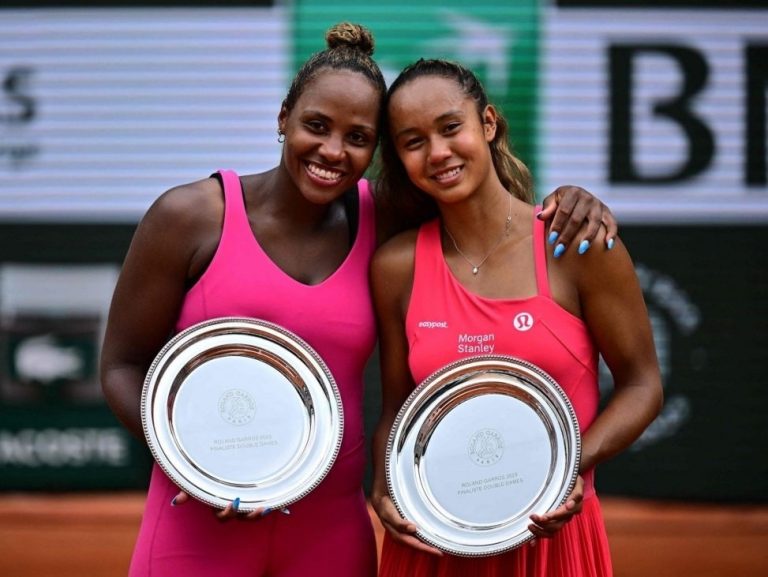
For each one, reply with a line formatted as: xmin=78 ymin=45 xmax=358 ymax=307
xmin=405 ymin=219 xmax=440 ymax=325
xmin=356 ymin=178 xmax=373 ymax=248
xmin=216 ymin=169 xmax=244 ymax=213
xmin=213 ymin=169 xmax=254 ymax=249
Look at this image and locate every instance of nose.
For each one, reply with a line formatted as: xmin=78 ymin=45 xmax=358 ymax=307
xmin=318 ymin=133 xmax=344 ymax=163
xmin=427 ymin=136 xmax=451 ymax=165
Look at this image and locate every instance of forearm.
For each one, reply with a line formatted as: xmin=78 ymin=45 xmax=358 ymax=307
xmin=101 ymin=364 xmax=148 ymax=441
xmin=370 ymin=409 xmax=398 ymax=500
xmin=579 ymin=375 xmax=663 ymax=473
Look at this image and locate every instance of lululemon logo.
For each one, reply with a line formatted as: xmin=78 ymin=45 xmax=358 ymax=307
xmin=468 ymin=429 xmax=504 ymax=466
xmin=513 ymin=312 xmax=534 ymax=331
xmin=218 ymin=389 xmax=257 ymax=426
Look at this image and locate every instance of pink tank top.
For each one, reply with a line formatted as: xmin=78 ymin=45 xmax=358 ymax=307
xmin=405 ymin=208 xmax=599 ymax=495
xmin=176 ymin=170 xmax=377 ymax=460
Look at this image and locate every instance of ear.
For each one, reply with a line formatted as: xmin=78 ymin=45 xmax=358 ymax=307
xmin=482 ymin=105 xmax=498 ymax=142
xmin=277 ymin=101 xmax=289 ymax=134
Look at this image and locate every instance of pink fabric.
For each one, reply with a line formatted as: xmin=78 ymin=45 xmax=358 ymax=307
xmin=129 ymin=170 xmax=378 ymax=577
xmin=382 ymin=206 xmax=612 ymax=576
xmin=381 ymin=498 xmax=612 ymax=577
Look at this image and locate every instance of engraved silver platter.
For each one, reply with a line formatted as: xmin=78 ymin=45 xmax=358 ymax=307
xmin=141 ymin=317 xmax=343 ymax=512
xmin=386 ymin=355 xmax=580 ymax=556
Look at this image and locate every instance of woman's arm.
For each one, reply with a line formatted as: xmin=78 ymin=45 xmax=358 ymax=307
xmin=373 ymin=182 xmax=618 ymax=251
xmin=101 ymin=178 xmax=269 ymax=520
xmin=558 ymin=230 xmax=664 ymax=473
xmin=369 ymin=231 xmax=443 ymax=556
xmin=100 ymin=179 xmax=222 ymax=440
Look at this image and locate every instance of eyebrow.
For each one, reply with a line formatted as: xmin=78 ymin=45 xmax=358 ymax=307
xmin=302 ymin=109 xmax=377 ymax=133
xmin=394 ymin=108 xmax=465 ymax=138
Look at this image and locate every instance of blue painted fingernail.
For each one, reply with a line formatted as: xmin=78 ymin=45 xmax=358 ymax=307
xmin=170 ymin=496 xmax=177 ymax=507
xmin=578 ymin=240 xmax=590 ymax=255
xmin=232 ymin=497 xmax=240 ymax=511
xmin=554 ymin=243 xmax=565 ymax=258
xmin=607 ymin=238 xmax=615 ymax=250
xmin=280 ymin=508 xmax=291 ymax=516
xmin=548 ymin=231 xmax=559 ymax=245
xmin=260 ymin=507 xmax=273 ymax=517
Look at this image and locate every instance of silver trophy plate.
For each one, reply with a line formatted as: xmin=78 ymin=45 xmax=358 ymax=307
xmin=386 ymin=355 xmax=580 ymax=556
xmin=141 ymin=317 xmax=343 ymax=512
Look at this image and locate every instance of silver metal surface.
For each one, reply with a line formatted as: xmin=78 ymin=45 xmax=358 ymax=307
xmin=142 ymin=317 xmax=343 ymax=512
xmin=386 ymin=355 xmax=580 ymax=556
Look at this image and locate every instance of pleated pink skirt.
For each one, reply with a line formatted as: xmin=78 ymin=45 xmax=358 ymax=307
xmin=379 ymin=495 xmax=613 ymax=577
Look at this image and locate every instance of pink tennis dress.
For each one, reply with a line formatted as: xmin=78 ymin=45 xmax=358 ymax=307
xmin=129 ymin=170 xmax=378 ymax=577
xmin=379 ymin=209 xmax=613 ymax=577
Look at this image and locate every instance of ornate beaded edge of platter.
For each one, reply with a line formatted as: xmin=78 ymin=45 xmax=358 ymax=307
xmin=141 ymin=316 xmax=343 ymax=512
xmin=385 ymin=355 xmax=581 ymax=557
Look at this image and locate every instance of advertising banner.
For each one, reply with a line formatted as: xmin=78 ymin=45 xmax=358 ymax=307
xmin=0 ymin=4 xmax=287 ymax=221
xmin=0 ymin=264 xmax=154 ymax=489
xmin=541 ymin=3 xmax=768 ymax=222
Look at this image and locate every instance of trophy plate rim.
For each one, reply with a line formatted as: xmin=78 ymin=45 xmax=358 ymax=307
xmin=141 ymin=317 xmax=343 ymax=512
xmin=386 ymin=355 xmax=580 ymax=557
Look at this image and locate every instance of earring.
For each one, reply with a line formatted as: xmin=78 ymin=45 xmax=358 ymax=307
xmin=277 ymin=129 xmax=285 ymax=144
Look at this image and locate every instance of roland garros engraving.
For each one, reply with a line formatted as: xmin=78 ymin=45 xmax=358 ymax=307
xmin=468 ymin=428 xmax=504 ymax=466
xmin=218 ymin=388 xmax=257 ymax=426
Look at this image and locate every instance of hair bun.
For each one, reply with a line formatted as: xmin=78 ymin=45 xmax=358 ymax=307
xmin=325 ymin=22 xmax=375 ymax=56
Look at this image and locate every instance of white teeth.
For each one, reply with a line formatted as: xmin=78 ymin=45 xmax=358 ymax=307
xmin=307 ymin=163 xmax=342 ymax=181
xmin=434 ymin=167 xmax=461 ymax=181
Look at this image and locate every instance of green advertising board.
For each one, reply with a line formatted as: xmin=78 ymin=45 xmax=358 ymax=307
xmin=293 ymin=0 xmax=540 ymax=173
xmin=0 ymin=260 xmax=153 ymax=491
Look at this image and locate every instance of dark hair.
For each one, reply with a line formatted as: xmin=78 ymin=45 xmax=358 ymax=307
xmin=377 ymin=58 xmax=533 ymax=231
xmin=282 ymin=23 xmax=386 ymax=117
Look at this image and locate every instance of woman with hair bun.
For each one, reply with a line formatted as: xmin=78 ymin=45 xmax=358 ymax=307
xmin=101 ymin=23 xmax=617 ymax=577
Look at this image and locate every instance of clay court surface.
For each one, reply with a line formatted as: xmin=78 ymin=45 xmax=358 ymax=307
xmin=1 ymin=492 xmax=767 ymax=577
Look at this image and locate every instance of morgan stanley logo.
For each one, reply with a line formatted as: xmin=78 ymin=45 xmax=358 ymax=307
xmin=418 ymin=320 xmax=448 ymax=329
xmin=512 ymin=312 xmax=534 ymax=331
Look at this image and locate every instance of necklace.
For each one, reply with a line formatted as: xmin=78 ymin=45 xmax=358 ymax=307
xmin=443 ymin=194 xmax=512 ymax=275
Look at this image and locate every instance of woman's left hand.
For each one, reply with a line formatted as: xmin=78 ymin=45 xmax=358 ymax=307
xmin=538 ymin=185 xmax=618 ymax=256
xmin=171 ymin=490 xmax=272 ymax=522
xmin=527 ymin=475 xmax=584 ymax=539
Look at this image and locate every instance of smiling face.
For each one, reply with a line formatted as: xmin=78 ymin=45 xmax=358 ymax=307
xmin=278 ymin=69 xmax=380 ymax=204
xmin=387 ymin=75 xmax=497 ymax=204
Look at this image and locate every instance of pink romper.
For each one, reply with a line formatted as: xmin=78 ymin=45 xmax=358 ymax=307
xmin=129 ymin=170 xmax=378 ymax=577
xmin=379 ymin=209 xmax=613 ymax=577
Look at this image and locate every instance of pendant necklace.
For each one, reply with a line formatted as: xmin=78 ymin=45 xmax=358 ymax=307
xmin=443 ymin=194 xmax=512 ymax=275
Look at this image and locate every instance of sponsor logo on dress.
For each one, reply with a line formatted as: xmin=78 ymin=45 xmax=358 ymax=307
xmin=418 ymin=320 xmax=448 ymax=328
xmin=218 ymin=389 xmax=257 ymax=426
xmin=512 ymin=312 xmax=534 ymax=331
xmin=457 ymin=333 xmax=495 ymax=354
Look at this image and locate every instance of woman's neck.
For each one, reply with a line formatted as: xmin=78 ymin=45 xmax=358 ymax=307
xmin=248 ymin=166 xmax=338 ymax=234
